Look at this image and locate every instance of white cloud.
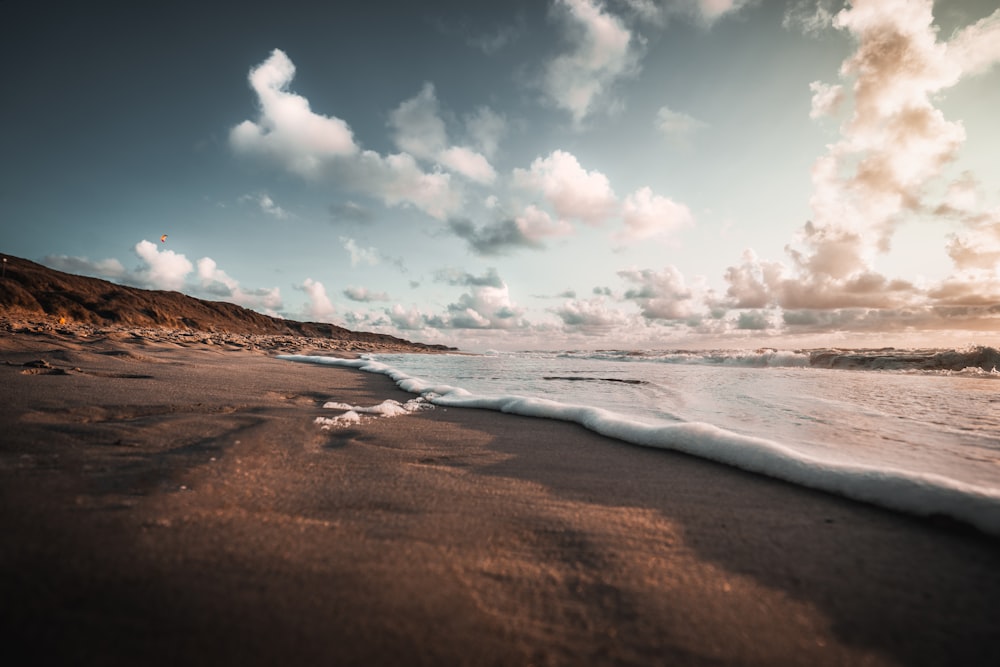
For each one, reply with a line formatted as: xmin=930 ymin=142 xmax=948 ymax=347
xmin=552 ymin=296 xmax=629 ymax=327
xmin=513 ymin=150 xmax=617 ymax=225
xmin=196 ymin=257 xmax=283 ymax=310
xmin=389 ymin=83 xmax=497 ymax=184
xmin=944 ymin=6 xmax=1000 ymax=77
xmin=616 ymin=186 xmax=693 ymax=243
xmin=515 ymin=205 xmax=575 ymax=242
xmin=543 ymin=0 xmax=641 ymax=124
xmin=296 ymin=278 xmax=336 ymax=321
xmin=341 ymin=237 xmax=379 ymax=267
xmin=231 ymin=51 xmax=463 ymax=220
xmin=726 ymin=0 xmax=1000 ymax=327
xmin=808 ymin=81 xmax=844 ymax=119
xmin=438 ymin=146 xmax=497 ymax=185
xmin=229 ymin=49 xmax=358 ymax=178
xmin=654 ymin=105 xmax=707 ymax=140
xmin=133 ymin=240 xmax=193 ymax=291
xmin=619 ymin=265 xmax=703 ymax=321
xmin=386 ymin=304 xmax=428 ymax=330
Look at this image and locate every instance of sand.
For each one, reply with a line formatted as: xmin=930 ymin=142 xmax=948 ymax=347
xmin=2 ymin=322 xmax=999 ymax=666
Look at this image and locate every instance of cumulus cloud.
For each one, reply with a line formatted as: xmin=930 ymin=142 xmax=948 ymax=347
xmin=445 ymin=282 xmax=527 ymax=329
xmin=231 ymin=50 xmax=462 ymax=220
xmin=808 ymin=81 xmax=844 ymax=119
xmin=619 ymin=265 xmax=703 ymax=321
xmin=386 ymin=303 xmax=428 ymax=330
xmin=229 ymin=49 xmax=358 ymax=178
xmin=196 ymin=257 xmax=283 ymax=310
xmin=552 ymin=296 xmax=629 ymax=327
xmin=343 ymin=286 xmax=390 ymax=302
xmin=389 ymin=83 xmax=497 ymax=184
xmin=341 ymin=237 xmax=379 ymax=267
xmin=543 ymin=0 xmax=641 ymax=124
xmin=296 ymin=278 xmax=336 ymax=321
xmin=133 ymin=240 xmax=193 ymax=291
xmin=45 ymin=242 xmax=282 ymax=311
xmin=513 ymin=150 xmax=617 ymax=225
xmin=616 ymin=186 xmax=693 ymax=243
xmin=447 ymin=218 xmax=544 ymax=256
xmin=721 ymin=0 xmax=1000 ymax=327
xmin=423 ymin=267 xmax=528 ymax=330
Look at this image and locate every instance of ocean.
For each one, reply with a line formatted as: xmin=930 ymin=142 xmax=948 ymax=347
xmin=282 ymin=346 xmax=1000 ymax=536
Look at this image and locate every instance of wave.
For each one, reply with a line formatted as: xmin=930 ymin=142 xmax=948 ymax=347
xmin=557 ymin=345 xmax=1000 ymax=373
xmin=281 ymin=354 xmax=1000 ymax=537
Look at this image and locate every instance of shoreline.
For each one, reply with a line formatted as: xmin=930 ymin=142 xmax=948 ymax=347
xmin=2 ymin=324 xmax=999 ymax=665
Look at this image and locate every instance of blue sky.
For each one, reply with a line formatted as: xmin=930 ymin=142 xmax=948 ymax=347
xmin=2 ymin=0 xmax=999 ymax=351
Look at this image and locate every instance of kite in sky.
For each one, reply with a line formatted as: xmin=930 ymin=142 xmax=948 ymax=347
xmin=160 ymin=234 xmax=168 ymax=243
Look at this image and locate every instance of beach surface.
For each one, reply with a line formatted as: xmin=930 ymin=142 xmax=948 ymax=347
xmin=2 ymin=321 xmax=999 ymax=666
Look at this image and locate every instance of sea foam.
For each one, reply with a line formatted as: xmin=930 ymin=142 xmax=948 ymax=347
xmin=281 ymin=354 xmax=1000 ymax=536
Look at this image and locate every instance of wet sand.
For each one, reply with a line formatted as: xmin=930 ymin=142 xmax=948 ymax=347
xmin=2 ymin=323 xmax=999 ymax=666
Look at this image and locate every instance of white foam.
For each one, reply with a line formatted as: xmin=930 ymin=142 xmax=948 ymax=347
xmin=281 ymin=354 xmax=1000 ymax=536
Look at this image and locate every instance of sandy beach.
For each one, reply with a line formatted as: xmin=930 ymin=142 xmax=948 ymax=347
xmin=2 ymin=321 xmax=999 ymax=666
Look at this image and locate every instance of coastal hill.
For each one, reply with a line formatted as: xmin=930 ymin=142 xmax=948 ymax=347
xmin=0 ymin=253 xmax=454 ymax=351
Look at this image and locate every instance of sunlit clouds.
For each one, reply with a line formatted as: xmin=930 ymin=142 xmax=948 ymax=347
xmin=18 ymin=1 xmax=1000 ymax=350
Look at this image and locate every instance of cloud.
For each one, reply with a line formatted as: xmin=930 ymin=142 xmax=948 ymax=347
xmin=133 ymin=240 xmax=193 ymax=291
xmin=434 ymin=267 xmax=505 ymax=288
xmin=46 ymin=243 xmax=283 ymax=312
xmin=241 ymin=192 xmax=289 ymax=219
xmin=447 ymin=218 xmax=543 ymax=256
xmin=654 ymin=105 xmax=707 ymax=140
xmin=229 ymin=49 xmax=358 ymax=178
xmin=552 ymin=296 xmax=628 ymax=327
xmin=343 ymin=286 xmax=390 ymax=302
xmin=808 ymin=81 xmax=844 ymax=119
xmin=619 ymin=265 xmax=702 ymax=321
xmin=386 ymin=304 xmax=428 ymax=330
xmin=783 ymin=0 xmax=837 ymax=35
xmin=196 ymin=257 xmax=283 ymax=310
xmin=513 ymin=150 xmax=617 ymax=225
xmin=543 ymin=0 xmax=641 ymax=124
xmin=946 ymin=6 xmax=1000 ymax=77
xmin=616 ymin=186 xmax=693 ymax=243
xmin=296 ymin=278 xmax=336 ymax=321
xmin=464 ymin=106 xmax=506 ymax=159
xmin=444 ymin=282 xmax=527 ymax=330
xmin=341 ymin=237 xmax=379 ymax=267
xmin=42 ymin=255 xmax=126 ymax=280
xmin=720 ymin=0 xmax=1000 ymax=330
xmin=231 ymin=50 xmax=462 ymax=220
xmin=389 ymin=83 xmax=497 ymax=184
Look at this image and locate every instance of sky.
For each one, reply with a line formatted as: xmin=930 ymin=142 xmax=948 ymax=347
xmin=2 ymin=0 xmax=999 ymax=352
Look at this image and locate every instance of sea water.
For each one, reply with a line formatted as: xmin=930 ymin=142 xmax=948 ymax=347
xmin=281 ymin=347 xmax=1000 ymax=535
